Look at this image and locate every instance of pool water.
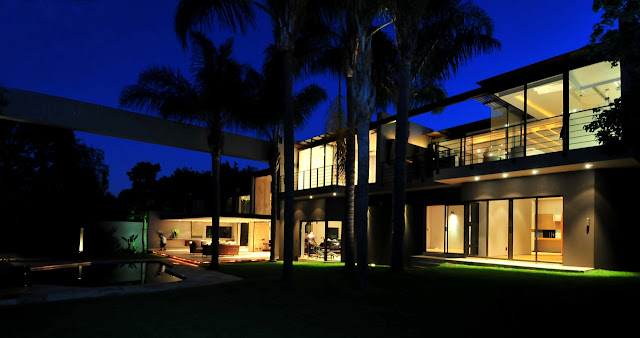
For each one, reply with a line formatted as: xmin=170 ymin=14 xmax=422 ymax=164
xmin=30 ymin=261 xmax=182 ymax=287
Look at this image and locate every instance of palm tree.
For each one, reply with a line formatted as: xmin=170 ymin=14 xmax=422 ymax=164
xmin=119 ymin=33 xmax=258 ymax=270
xmin=320 ymin=26 xmax=399 ymax=272
xmin=314 ymin=0 xmax=392 ymax=289
xmin=344 ymin=1 xmax=386 ymax=290
xmin=240 ymin=48 xmax=328 ymax=263
xmin=175 ymin=0 xmax=320 ymax=281
xmin=385 ymin=0 xmax=501 ymax=272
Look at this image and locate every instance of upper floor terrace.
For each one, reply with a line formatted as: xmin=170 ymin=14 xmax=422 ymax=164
xmin=282 ymin=47 xmax=637 ymax=194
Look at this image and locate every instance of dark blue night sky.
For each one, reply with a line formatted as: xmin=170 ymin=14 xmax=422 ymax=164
xmin=0 ymin=0 xmax=602 ymax=195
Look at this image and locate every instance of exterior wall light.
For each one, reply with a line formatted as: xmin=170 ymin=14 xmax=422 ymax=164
xmin=502 ymin=173 xmax=509 ymax=178
xmin=333 ymin=192 xmax=337 ymax=196
xmin=532 ymin=170 xmax=539 ymax=174
xmin=474 ymin=176 xmax=480 ymax=181
xmin=309 ymin=196 xmax=313 ymax=199
xmin=585 ymin=163 xmax=593 ymax=169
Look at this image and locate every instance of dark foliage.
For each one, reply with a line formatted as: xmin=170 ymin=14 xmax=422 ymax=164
xmin=117 ymin=161 xmax=253 ymax=220
xmin=0 ymin=120 xmax=110 ymax=257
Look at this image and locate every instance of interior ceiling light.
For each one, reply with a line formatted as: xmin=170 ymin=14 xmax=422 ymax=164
xmin=515 ymin=95 xmax=555 ymax=117
xmin=533 ymin=83 xmax=563 ymax=94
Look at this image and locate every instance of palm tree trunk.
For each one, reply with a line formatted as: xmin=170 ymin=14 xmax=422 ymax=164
xmin=351 ymin=23 xmax=376 ymax=289
xmin=342 ymin=75 xmax=356 ymax=271
xmin=282 ymin=48 xmax=295 ymax=281
xmin=269 ymin=143 xmax=278 ymax=262
xmin=354 ymin=116 xmax=370 ymax=289
xmin=209 ymin=149 xmax=221 ymax=270
xmin=391 ymin=59 xmax=410 ymax=273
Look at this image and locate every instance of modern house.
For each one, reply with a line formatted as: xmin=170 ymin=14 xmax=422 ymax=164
xmin=148 ymin=168 xmax=273 ymax=255
xmin=277 ymin=46 xmax=640 ymax=271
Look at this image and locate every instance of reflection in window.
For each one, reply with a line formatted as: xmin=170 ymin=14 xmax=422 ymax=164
xmin=568 ymin=61 xmax=621 ymax=150
xmin=239 ymin=195 xmax=250 ymax=214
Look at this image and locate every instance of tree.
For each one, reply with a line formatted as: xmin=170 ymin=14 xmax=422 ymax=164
xmin=0 ymin=120 xmax=110 ymax=256
xmin=0 ymin=87 xmax=7 ymax=113
xmin=345 ymin=0 xmax=385 ymax=290
xmin=175 ymin=0 xmax=322 ymax=281
xmin=385 ymin=0 xmax=500 ymax=272
xmin=127 ymin=162 xmax=161 ymax=191
xmin=240 ymin=47 xmax=327 ymax=263
xmin=119 ymin=34 xmax=258 ymax=270
xmin=586 ymin=0 xmax=640 ymax=152
xmin=320 ymin=26 xmax=400 ymax=272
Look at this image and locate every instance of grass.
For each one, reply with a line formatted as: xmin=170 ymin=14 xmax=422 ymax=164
xmin=2 ymin=262 xmax=639 ymax=337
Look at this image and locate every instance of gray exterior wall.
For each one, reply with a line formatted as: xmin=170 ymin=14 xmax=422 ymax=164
xmin=460 ymin=170 xmax=596 ymax=268
xmin=277 ymin=197 xmax=344 ymax=259
xmin=594 ymin=168 xmax=640 ymax=271
xmin=92 ymin=221 xmax=145 ymax=253
xmin=288 ymin=167 xmax=638 ymax=271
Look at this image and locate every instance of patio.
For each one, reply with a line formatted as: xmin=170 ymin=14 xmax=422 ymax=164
xmin=154 ymin=248 xmax=271 ymax=265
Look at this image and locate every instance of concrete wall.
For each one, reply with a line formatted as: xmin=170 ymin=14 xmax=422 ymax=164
xmin=255 ymin=175 xmax=271 ymax=215
xmin=278 ymin=197 xmax=345 ymax=259
xmin=92 ymin=221 xmax=144 ymax=253
xmin=284 ymin=167 xmax=640 ymax=270
xmin=368 ymin=195 xmax=392 ymax=265
xmin=594 ymin=168 xmax=640 ymax=271
xmin=461 ymin=170 xmax=596 ymax=268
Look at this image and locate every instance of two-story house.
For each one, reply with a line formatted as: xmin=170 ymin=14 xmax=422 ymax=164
xmin=277 ymin=46 xmax=640 ymax=271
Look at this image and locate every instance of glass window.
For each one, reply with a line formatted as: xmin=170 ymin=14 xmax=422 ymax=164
xmin=568 ymin=61 xmax=621 ymax=150
xmin=300 ymin=221 xmax=341 ymax=262
xmin=488 ymin=200 xmax=509 ymax=259
xmin=536 ymin=197 xmax=563 ymax=263
xmin=298 ymin=148 xmax=310 ymax=190
xmin=426 ymin=205 xmax=445 ymax=253
xmin=446 ymin=205 xmax=465 ymax=254
xmin=468 ymin=201 xmax=487 ymax=257
xmin=526 ymin=75 xmax=564 ymax=155
xmin=513 ymin=198 xmax=536 ymax=261
xmin=238 ymin=195 xmax=250 ymax=214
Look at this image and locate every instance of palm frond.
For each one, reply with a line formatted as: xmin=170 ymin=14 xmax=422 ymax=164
xmin=324 ymin=91 xmax=349 ymax=181
xmin=293 ymin=84 xmax=328 ymax=129
xmin=119 ymin=66 xmax=200 ymax=123
xmin=174 ymin=0 xmax=256 ymax=49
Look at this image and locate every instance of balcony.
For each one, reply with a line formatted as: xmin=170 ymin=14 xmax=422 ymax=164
xmin=280 ymin=165 xmax=344 ymax=192
xmin=435 ymin=109 xmax=601 ymax=169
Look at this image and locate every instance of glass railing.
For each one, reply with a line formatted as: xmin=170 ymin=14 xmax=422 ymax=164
xmin=280 ymin=165 xmax=344 ymax=192
xmin=436 ymin=110 xmax=600 ymax=169
xmin=568 ymin=108 xmax=600 ymax=150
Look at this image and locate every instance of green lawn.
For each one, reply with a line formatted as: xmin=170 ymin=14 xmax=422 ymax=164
xmin=2 ymin=262 xmax=639 ymax=337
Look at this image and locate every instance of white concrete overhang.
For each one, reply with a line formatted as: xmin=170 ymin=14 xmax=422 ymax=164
xmin=1 ymin=88 xmax=270 ymax=162
xmin=164 ymin=216 xmax=270 ymax=223
xmin=434 ymin=147 xmax=640 ymax=185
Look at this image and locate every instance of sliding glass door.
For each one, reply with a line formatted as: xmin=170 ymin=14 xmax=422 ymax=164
xmin=487 ymin=200 xmax=509 ymax=259
xmin=467 ymin=197 xmax=563 ymax=263
xmin=513 ymin=199 xmax=536 ymax=261
xmin=426 ymin=205 xmax=464 ymax=254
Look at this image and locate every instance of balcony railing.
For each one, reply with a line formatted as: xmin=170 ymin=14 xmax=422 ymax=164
xmin=436 ymin=109 xmax=601 ymax=169
xmin=280 ymin=165 xmax=345 ymax=192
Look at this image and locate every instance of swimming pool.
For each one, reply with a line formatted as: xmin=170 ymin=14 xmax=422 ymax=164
xmin=30 ymin=261 xmax=183 ymax=287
